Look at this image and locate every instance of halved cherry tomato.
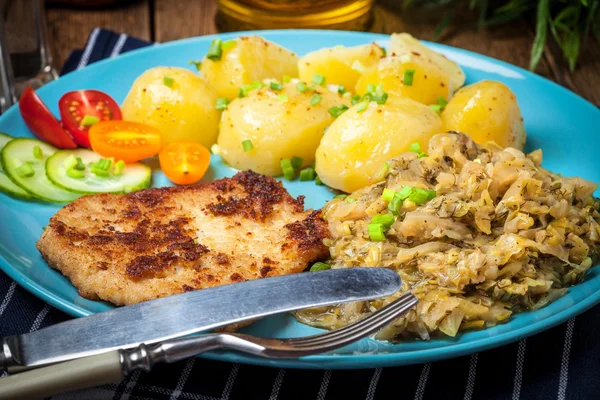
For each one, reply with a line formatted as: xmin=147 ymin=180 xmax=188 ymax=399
xmin=19 ymin=86 xmax=77 ymax=149
xmin=89 ymin=121 xmax=161 ymax=163
xmin=59 ymin=90 xmax=122 ymax=148
xmin=159 ymin=142 xmax=210 ymax=185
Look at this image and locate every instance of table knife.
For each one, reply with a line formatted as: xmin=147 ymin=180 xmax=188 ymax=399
xmin=1 ymin=267 xmax=400 ymax=373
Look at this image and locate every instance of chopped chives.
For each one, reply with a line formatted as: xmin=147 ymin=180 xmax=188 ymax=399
xmin=189 ymin=60 xmax=202 ymax=71
xmin=376 ymin=162 xmax=390 ymax=180
xmin=409 ymin=142 xmax=421 ymax=153
xmin=270 ymin=81 xmax=282 ymax=90
xmin=368 ymin=223 xmax=386 ymax=241
xmin=334 ymin=194 xmax=347 ymax=200
xmin=312 ymin=74 xmax=326 ymax=85
xmin=366 ymin=83 xmax=376 ymax=94
xmin=277 ymin=93 xmax=289 ymax=102
xmin=296 ymin=82 xmax=307 ymax=93
xmin=163 ymin=76 xmax=174 ymax=87
xmin=429 ymin=104 xmax=442 ymax=114
xmin=381 ymin=47 xmax=387 ymax=56
xmin=315 ymin=175 xmax=323 ymax=185
xmin=222 ymin=40 xmax=237 ymax=50
xmin=355 ymin=100 xmax=368 ymax=113
xmin=67 ymin=168 xmax=85 ymax=179
xmin=346 ymin=197 xmax=356 ymax=203
xmin=216 ymin=97 xmax=230 ymax=110
xmin=437 ymin=96 xmax=448 ymax=109
xmin=299 ymin=167 xmax=315 ymax=181
xmin=239 ymin=81 xmax=263 ymax=97
xmin=16 ymin=163 xmax=34 ymax=178
xmin=91 ymin=166 xmax=109 ymax=177
xmin=241 ymin=139 xmax=254 ymax=152
xmin=81 ymin=115 xmax=99 ymax=126
xmin=310 ymin=94 xmax=322 ymax=105
xmin=337 ymin=85 xmax=347 ymax=94
xmin=63 ymin=155 xmax=77 ymax=170
xmin=33 ymin=145 xmax=43 ymax=160
xmin=351 ymin=94 xmax=361 ymax=105
xmin=283 ymin=75 xmax=292 ymax=83
xmin=396 ymin=186 xmax=413 ymax=200
xmin=408 ymin=187 xmax=436 ymax=205
xmin=381 ymin=188 xmax=395 ymax=202
xmin=372 ymin=213 xmax=395 ymax=228
xmin=291 ymin=156 xmax=304 ymax=169
xmin=351 ymin=60 xmax=365 ymax=73
xmin=206 ymin=39 xmax=223 ymax=61
xmin=280 ymin=159 xmax=295 ymax=180
xmin=113 ymin=160 xmax=125 ymax=176
xmin=418 ymin=152 xmax=429 ymax=158
xmin=403 ymin=69 xmax=416 ymax=86
xmin=310 ymin=262 xmax=331 ymax=272
xmin=74 ymin=157 xmax=86 ymax=171
xmin=328 ymin=105 xmax=349 ymax=118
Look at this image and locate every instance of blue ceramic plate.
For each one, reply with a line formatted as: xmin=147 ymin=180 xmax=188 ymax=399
xmin=0 ymin=30 xmax=599 ymax=369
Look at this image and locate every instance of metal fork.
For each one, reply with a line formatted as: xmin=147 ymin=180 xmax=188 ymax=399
xmin=0 ymin=292 xmax=417 ymax=400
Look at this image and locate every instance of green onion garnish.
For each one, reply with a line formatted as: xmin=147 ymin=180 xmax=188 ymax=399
xmin=216 ymin=97 xmax=230 ymax=110
xmin=351 ymin=94 xmax=361 ymax=105
xmin=418 ymin=152 xmax=429 ymax=158
xmin=113 ymin=160 xmax=125 ymax=176
xmin=376 ymin=162 xmax=390 ymax=180
xmin=372 ymin=213 xmax=395 ymax=228
xmin=189 ymin=60 xmax=202 ymax=71
xmin=81 ymin=115 xmax=100 ymax=126
xmin=363 ymin=84 xmax=388 ymax=105
xmin=296 ymin=82 xmax=307 ymax=93
xmin=368 ymin=223 xmax=386 ymax=241
xmin=403 ymin=69 xmax=416 ymax=86
xmin=346 ymin=197 xmax=356 ymax=203
xmin=242 ymin=139 xmax=254 ymax=152
xmin=291 ymin=156 xmax=304 ymax=169
xmin=283 ymin=75 xmax=292 ymax=83
xmin=381 ymin=47 xmax=387 ymax=56
xmin=356 ymin=100 xmax=369 ymax=113
xmin=334 ymin=194 xmax=347 ymax=200
xmin=328 ymin=105 xmax=349 ymax=118
xmin=163 ymin=76 xmax=174 ymax=87
xmin=312 ymin=74 xmax=326 ymax=85
xmin=366 ymin=83 xmax=376 ymax=94
xmin=270 ymin=81 xmax=282 ymax=91
xmin=278 ymin=93 xmax=289 ymax=102
xmin=338 ymin=85 xmax=347 ymax=94
xmin=437 ymin=96 xmax=448 ymax=109
xmin=299 ymin=167 xmax=315 ymax=181
xmin=351 ymin=60 xmax=365 ymax=73
xmin=310 ymin=94 xmax=322 ymax=105
xmin=410 ymin=142 xmax=421 ymax=153
xmin=33 ymin=145 xmax=43 ymax=160
xmin=388 ymin=186 xmax=413 ymax=214
xmin=280 ymin=159 xmax=295 ymax=180
xmin=91 ymin=167 xmax=109 ymax=177
xmin=63 ymin=155 xmax=77 ymax=170
xmin=16 ymin=163 xmax=34 ymax=178
xmin=310 ymin=262 xmax=331 ymax=272
xmin=67 ymin=168 xmax=85 ymax=179
xmin=206 ymin=39 xmax=223 ymax=61
xmin=239 ymin=81 xmax=264 ymax=98
xmin=429 ymin=104 xmax=441 ymax=114
xmin=408 ymin=187 xmax=436 ymax=205
xmin=381 ymin=188 xmax=395 ymax=202
xmin=222 ymin=40 xmax=237 ymax=50
xmin=315 ymin=175 xmax=323 ymax=185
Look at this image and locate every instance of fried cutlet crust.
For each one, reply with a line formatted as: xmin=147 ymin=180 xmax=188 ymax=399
xmin=37 ymin=171 xmax=329 ymax=306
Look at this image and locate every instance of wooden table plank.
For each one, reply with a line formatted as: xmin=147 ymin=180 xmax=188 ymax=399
xmin=45 ymin=1 xmax=152 ymax=70
xmin=154 ymin=0 xmax=218 ymax=42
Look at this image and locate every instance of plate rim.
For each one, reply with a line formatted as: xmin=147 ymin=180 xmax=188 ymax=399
xmin=1 ymin=29 xmax=599 ymax=369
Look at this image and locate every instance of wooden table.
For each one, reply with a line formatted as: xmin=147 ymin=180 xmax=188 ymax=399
xmin=45 ymin=0 xmax=600 ymax=106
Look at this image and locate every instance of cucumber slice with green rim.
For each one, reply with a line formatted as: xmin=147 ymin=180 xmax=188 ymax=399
xmin=46 ymin=149 xmax=151 ymax=194
xmin=1 ymin=139 xmax=80 ymax=202
xmin=0 ymin=133 xmax=32 ymax=199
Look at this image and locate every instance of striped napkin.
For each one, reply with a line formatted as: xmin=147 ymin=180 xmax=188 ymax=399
xmin=1 ymin=28 xmax=599 ymax=400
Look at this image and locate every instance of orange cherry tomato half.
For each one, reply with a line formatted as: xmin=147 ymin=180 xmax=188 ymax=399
xmin=159 ymin=142 xmax=210 ymax=185
xmin=89 ymin=121 xmax=161 ymax=163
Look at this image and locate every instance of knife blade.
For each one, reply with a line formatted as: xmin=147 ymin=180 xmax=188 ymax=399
xmin=1 ymin=267 xmax=400 ymax=371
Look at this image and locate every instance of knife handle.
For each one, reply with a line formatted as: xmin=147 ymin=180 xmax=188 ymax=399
xmin=0 ymin=350 xmax=123 ymax=400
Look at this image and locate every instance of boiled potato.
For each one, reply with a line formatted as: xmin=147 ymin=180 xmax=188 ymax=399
xmin=441 ymin=80 xmax=526 ymax=150
xmin=356 ymin=53 xmax=451 ymax=106
xmin=316 ymin=97 xmax=443 ymax=193
xmin=298 ymin=43 xmax=384 ymax=92
xmin=389 ymin=33 xmax=466 ymax=92
xmin=200 ymin=36 xmax=299 ymax=100
xmin=121 ymin=66 xmax=220 ymax=148
xmin=218 ymin=82 xmax=345 ymax=176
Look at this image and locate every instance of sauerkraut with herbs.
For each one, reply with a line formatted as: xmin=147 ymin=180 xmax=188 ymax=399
xmin=295 ymin=132 xmax=600 ymax=340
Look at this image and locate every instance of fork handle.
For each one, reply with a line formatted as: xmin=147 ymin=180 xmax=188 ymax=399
xmin=0 ymin=351 xmax=123 ymax=400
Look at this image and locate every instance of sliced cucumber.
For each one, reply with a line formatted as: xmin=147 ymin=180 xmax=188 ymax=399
xmin=46 ymin=149 xmax=151 ymax=194
xmin=1 ymin=139 xmax=80 ymax=203
xmin=0 ymin=133 xmax=32 ymax=199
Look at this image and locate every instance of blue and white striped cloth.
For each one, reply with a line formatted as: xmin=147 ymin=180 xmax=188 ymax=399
xmin=2 ymin=28 xmax=599 ymax=400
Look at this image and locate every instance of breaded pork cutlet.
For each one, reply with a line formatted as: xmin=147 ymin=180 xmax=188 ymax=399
xmin=37 ymin=171 xmax=329 ymax=306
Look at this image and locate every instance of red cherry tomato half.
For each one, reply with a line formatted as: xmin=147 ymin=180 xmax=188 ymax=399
xmin=19 ymin=86 xmax=77 ymax=149
xmin=58 ymin=90 xmax=122 ymax=148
